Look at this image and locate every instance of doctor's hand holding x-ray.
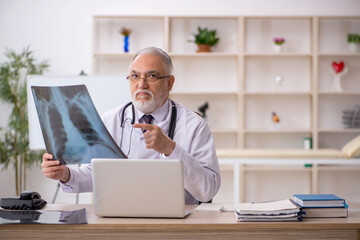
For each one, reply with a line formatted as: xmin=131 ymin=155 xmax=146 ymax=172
xmin=41 ymin=47 xmax=221 ymax=204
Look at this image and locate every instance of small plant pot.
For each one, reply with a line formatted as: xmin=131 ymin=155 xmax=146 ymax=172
xmin=274 ymin=45 xmax=283 ymax=53
xmin=196 ymin=44 xmax=211 ymax=53
xmin=348 ymin=42 xmax=359 ymax=53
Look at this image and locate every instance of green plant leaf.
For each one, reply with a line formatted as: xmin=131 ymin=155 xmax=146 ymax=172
xmin=347 ymin=33 xmax=360 ymax=43
xmin=190 ymin=26 xmax=220 ymax=47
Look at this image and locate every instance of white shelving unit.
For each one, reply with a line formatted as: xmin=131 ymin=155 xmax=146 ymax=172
xmin=92 ymin=15 xmax=360 ymax=203
xmin=92 ymin=15 xmax=360 ymax=150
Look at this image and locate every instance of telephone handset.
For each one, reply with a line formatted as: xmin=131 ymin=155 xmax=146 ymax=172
xmin=20 ymin=191 xmax=41 ymax=200
xmin=0 ymin=191 xmax=47 ymax=210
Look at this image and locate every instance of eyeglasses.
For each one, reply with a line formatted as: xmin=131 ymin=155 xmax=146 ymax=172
xmin=126 ymin=73 xmax=170 ymax=83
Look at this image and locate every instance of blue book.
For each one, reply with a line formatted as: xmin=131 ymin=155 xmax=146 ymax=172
xmin=293 ymin=194 xmax=346 ymax=208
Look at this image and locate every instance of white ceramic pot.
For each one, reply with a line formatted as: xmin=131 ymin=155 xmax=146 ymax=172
xmin=274 ymin=45 xmax=283 ymax=53
xmin=348 ymin=42 xmax=359 ymax=53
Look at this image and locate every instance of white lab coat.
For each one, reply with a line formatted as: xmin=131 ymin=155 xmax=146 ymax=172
xmin=61 ymin=99 xmax=221 ymax=204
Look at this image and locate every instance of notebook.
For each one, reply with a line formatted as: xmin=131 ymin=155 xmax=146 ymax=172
xmin=91 ymin=158 xmax=190 ymax=218
xmin=293 ymin=194 xmax=346 ymax=207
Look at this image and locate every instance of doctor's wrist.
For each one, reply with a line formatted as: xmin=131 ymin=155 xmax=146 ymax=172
xmin=59 ymin=166 xmax=70 ymax=183
xmin=163 ymin=141 xmax=176 ymax=156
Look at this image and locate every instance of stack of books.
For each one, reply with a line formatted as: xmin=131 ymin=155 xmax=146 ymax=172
xmin=293 ymin=194 xmax=348 ymax=218
xmin=235 ymin=199 xmax=302 ymax=222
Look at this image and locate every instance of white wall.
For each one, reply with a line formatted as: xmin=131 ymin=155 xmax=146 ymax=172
xmin=0 ymin=0 xmax=359 ymax=202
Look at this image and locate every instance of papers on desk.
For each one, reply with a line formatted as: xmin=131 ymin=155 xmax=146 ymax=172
xmin=235 ymin=199 xmax=302 ymax=222
xmin=196 ymin=199 xmax=302 ymax=222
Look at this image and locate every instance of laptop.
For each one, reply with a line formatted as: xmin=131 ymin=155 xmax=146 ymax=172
xmin=91 ymin=158 xmax=190 ymax=218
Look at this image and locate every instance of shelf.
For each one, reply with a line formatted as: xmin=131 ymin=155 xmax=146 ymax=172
xmin=318 ymin=165 xmax=360 ymax=171
xmin=318 ymin=95 xmax=360 ymax=130
xmin=318 ymin=56 xmax=360 ymax=92
xmin=318 ymin=53 xmax=360 ymax=57
xmin=170 ymin=53 xmax=238 ymax=57
xmin=245 ymin=56 xmax=312 ymax=93
xmin=244 ymin=129 xmax=312 ymax=133
xmin=93 ymin=15 xmax=360 ymax=150
xmin=94 ymin=15 xmax=164 ymax=19
xmin=244 ymin=53 xmax=312 ymax=57
xmin=211 ymin=128 xmax=238 ymax=133
xmin=245 ymin=18 xmax=312 ymax=54
xmin=244 ymin=165 xmax=312 ymax=171
xmin=93 ymin=16 xmax=164 ymax=54
xmin=171 ymin=91 xmax=237 ymax=95
xmin=318 ymin=132 xmax=360 ymax=149
xmin=318 ymin=17 xmax=360 ymax=53
xmin=169 ymin=17 xmax=238 ymax=53
xmin=92 ymin=15 xmax=360 ymax=205
xmin=318 ymin=92 xmax=360 ymax=96
xmin=93 ymin=53 xmax=135 ymax=58
xmin=244 ymin=92 xmax=311 ymax=96
xmin=318 ymin=129 xmax=360 ymax=133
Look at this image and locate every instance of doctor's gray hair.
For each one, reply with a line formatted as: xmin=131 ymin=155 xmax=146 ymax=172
xmin=131 ymin=47 xmax=174 ymax=74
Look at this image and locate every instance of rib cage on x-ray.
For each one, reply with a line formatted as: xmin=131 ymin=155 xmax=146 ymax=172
xmin=32 ymin=85 xmax=127 ymax=165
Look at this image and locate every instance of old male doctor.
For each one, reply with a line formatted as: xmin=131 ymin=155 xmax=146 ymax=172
xmin=41 ymin=47 xmax=221 ymax=204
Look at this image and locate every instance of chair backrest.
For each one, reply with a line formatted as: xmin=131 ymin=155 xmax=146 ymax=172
xmin=341 ymin=135 xmax=360 ymax=158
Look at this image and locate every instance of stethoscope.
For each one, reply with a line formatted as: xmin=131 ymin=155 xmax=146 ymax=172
xmin=120 ymin=100 xmax=177 ymax=156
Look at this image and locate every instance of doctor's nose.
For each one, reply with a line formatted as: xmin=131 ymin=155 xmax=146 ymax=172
xmin=138 ymin=78 xmax=149 ymax=88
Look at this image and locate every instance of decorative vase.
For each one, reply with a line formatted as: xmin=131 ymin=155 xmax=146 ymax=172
xmin=332 ymin=74 xmax=343 ymax=92
xmin=196 ymin=44 xmax=211 ymax=53
xmin=123 ymin=35 xmax=129 ymax=53
xmin=330 ymin=61 xmax=348 ymax=92
xmin=348 ymin=42 xmax=359 ymax=53
xmin=274 ymin=45 xmax=283 ymax=53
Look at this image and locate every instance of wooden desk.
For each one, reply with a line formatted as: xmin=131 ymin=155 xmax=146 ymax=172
xmin=1 ymin=204 xmax=360 ymax=240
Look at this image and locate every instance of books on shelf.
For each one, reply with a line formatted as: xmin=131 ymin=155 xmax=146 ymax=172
xmin=293 ymin=194 xmax=346 ymax=208
xmin=234 ymin=199 xmax=302 ymax=222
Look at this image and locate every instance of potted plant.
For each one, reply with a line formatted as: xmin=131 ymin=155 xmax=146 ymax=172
xmin=347 ymin=33 xmax=360 ymax=53
xmin=190 ymin=27 xmax=220 ymax=52
xmin=0 ymin=47 xmax=49 ymax=195
xmin=273 ymin=37 xmax=285 ymax=53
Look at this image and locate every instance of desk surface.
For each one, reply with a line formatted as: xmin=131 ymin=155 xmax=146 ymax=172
xmin=1 ymin=204 xmax=360 ymax=240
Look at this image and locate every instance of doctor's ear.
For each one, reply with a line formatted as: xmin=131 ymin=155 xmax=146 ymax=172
xmin=167 ymin=75 xmax=175 ymax=91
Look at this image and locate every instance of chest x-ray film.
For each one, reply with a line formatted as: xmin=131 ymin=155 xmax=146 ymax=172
xmin=31 ymin=85 xmax=127 ymax=165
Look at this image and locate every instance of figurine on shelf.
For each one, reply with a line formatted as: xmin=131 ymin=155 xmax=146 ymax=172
xmin=198 ymin=102 xmax=209 ymax=120
xmin=271 ymin=111 xmax=280 ymax=130
xmin=119 ymin=27 xmax=132 ymax=53
xmin=273 ymin=37 xmax=285 ymax=53
xmin=275 ymin=75 xmax=284 ymax=91
xmin=330 ymin=61 xmax=348 ymax=92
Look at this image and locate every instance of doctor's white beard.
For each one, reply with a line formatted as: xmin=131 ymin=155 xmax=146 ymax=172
xmin=132 ymin=80 xmax=170 ymax=113
xmin=132 ymin=89 xmax=157 ymax=113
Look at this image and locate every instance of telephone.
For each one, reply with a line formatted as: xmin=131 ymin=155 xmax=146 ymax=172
xmin=0 ymin=191 xmax=47 ymax=210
